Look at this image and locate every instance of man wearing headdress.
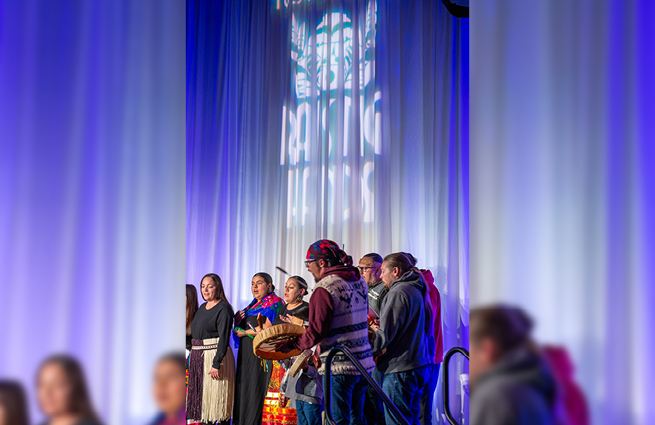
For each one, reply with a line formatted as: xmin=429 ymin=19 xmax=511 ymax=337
xmin=279 ymin=239 xmax=375 ymax=425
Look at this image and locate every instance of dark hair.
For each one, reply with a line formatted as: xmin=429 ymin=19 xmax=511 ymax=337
xmin=401 ymin=252 xmax=418 ymax=267
xmin=186 ymin=284 xmax=199 ymax=328
xmin=157 ymin=352 xmax=187 ymax=374
xmin=383 ymin=252 xmax=418 ymax=276
xmin=254 ymin=272 xmax=275 ymax=293
xmin=322 ymin=250 xmax=353 ymax=268
xmin=362 ymin=253 xmax=383 ymax=264
xmin=0 ymin=381 xmax=29 ymax=425
xmin=470 ymin=306 xmax=534 ymax=355
xmin=200 ymin=273 xmax=230 ymax=305
xmin=308 ymin=240 xmax=353 ymax=267
xmin=37 ymin=355 xmax=100 ymax=423
xmin=289 ymin=275 xmax=308 ymax=290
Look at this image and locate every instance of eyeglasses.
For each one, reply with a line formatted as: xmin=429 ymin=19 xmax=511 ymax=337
xmin=357 ymin=266 xmax=376 ymax=272
xmin=305 ymin=259 xmax=317 ymax=267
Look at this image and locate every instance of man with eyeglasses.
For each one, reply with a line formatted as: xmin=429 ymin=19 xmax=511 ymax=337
xmin=358 ymin=253 xmax=386 ymax=320
xmin=278 ymin=239 xmax=375 ymax=425
xmin=358 ymin=253 xmax=386 ymax=425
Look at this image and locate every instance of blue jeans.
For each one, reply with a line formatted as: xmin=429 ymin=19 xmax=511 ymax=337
xmin=296 ymin=400 xmax=323 ymax=425
xmin=364 ymin=368 xmax=385 ymax=425
xmin=323 ymin=374 xmax=368 ymax=425
xmin=419 ymin=363 xmax=441 ymax=425
xmin=382 ymin=365 xmax=430 ymax=425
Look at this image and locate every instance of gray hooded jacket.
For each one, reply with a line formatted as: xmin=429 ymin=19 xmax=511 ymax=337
xmin=371 ymin=270 xmax=435 ymax=374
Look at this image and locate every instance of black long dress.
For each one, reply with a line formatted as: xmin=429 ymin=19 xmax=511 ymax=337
xmin=233 ymin=314 xmax=274 ymax=425
xmin=187 ymin=301 xmax=235 ymax=424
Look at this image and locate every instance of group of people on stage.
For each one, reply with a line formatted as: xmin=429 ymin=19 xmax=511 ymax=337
xmin=185 ymin=239 xmax=444 ymax=425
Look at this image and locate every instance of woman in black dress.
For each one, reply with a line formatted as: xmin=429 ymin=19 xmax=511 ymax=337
xmin=186 ymin=273 xmax=235 ymax=425
xmin=36 ymin=355 xmax=103 ymax=425
xmin=232 ymin=272 xmax=285 ymax=425
xmin=275 ymin=275 xmax=310 ymax=327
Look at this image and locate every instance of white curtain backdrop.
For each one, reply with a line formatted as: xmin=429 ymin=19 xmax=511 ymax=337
xmin=187 ymin=0 xmax=468 ymax=421
xmin=471 ymin=1 xmax=655 ymax=424
xmin=0 ymin=1 xmax=185 ymax=424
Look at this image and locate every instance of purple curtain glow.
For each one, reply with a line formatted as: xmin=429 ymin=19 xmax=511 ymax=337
xmin=187 ymin=0 xmax=468 ymax=421
xmin=0 ymin=1 xmax=185 ymax=424
xmin=471 ymin=1 xmax=655 ymax=424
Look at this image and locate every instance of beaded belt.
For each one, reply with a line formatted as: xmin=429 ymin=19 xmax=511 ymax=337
xmin=191 ymin=338 xmax=219 ymax=350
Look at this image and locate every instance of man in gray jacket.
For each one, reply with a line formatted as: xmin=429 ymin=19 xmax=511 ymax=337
xmin=370 ymin=253 xmax=436 ymax=425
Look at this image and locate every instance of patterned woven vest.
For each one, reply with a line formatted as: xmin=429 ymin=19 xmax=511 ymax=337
xmin=315 ymin=273 xmax=376 ymax=375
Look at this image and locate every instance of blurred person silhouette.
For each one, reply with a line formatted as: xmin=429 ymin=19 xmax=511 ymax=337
xmin=0 ymin=380 xmax=30 ymax=425
xmin=36 ymin=355 xmax=102 ymax=425
xmin=469 ymin=306 xmax=557 ymax=425
xmin=541 ymin=346 xmax=589 ymax=425
xmin=149 ymin=353 xmax=187 ymax=425
xmin=187 ymin=284 xmax=200 ymax=351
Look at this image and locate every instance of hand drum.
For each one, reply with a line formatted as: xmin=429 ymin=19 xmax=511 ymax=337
xmin=252 ymin=324 xmax=305 ymax=360
xmin=288 ymin=349 xmax=313 ymax=377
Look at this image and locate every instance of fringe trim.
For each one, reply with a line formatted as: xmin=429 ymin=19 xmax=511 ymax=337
xmin=187 ymin=337 xmax=235 ymax=423
xmin=201 ymin=341 xmax=235 ymax=423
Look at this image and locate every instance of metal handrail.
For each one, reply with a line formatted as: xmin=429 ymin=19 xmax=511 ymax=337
xmin=324 ymin=346 xmax=410 ymax=425
xmin=443 ymin=347 xmax=469 ymax=425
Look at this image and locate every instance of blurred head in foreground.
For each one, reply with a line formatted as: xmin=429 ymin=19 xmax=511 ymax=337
xmin=151 ymin=353 xmax=186 ymax=424
xmin=470 ymin=305 xmax=534 ymax=385
xmin=0 ymin=381 xmax=30 ymax=425
xmin=36 ymin=355 xmax=101 ymax=425
xmin=469 ymin=305 xmax=556 ymax=425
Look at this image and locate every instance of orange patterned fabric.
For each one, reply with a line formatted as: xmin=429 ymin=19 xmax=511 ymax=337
xmin=263 ymin=361 xmax=297 ymax=425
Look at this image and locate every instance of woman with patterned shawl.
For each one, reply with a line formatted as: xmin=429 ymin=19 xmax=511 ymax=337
xmin=233 ymin=272 xmax=285 ymax=425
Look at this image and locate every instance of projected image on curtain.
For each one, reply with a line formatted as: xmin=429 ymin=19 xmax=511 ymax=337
xmin=187 ymin=0 xmax=469 ymax=419
xmin=281 ymin=2 xmax=379 ymax=231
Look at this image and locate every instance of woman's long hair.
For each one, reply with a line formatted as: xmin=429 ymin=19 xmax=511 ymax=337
xmin=186 ymin=284 xmax=199 ymax=329
xmin=37 ymin=355 xmax=101 ymax=423
xmin=0 ymin=381 xmax=30 ymax=425
xmin=201 ymin=273 xmax=230 ymax=304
